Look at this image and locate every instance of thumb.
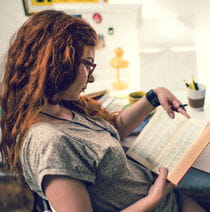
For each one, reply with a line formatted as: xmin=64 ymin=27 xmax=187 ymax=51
xmin=158 ymin=167 xmax=168 ymax=179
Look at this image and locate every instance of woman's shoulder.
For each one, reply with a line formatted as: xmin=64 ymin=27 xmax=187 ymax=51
xmin=28 ymin=122 xmax=63 ymax=136
xmin=24 ymin=122 xmax=66 ymax=148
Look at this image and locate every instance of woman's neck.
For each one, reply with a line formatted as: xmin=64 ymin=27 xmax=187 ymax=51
xmin=41 ymin=104 xmax=73 ymax=122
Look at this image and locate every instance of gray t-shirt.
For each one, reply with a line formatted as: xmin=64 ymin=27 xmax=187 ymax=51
xmin=20 ymin=111 xmax=179 ymax=212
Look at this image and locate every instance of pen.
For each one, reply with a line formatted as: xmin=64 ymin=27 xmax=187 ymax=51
xmin=191 ymin=77 xmax=195 ymax=90
xmin=184 ymin=79 xmax=193 ymax=89
xmin=184 ymin=78 xmax=199 ymax=90
xmin=183 ymin=80 xmax=189 ymax=88
xmin=192 ymin=76 xmax=199 ymax=90
xmin=194 ymin=82 xmax=199 ymax=90
xmin=179 ymin=104 xmax=188 ymax=111
xmin=171 ymin=104 xmax=188 ymax=112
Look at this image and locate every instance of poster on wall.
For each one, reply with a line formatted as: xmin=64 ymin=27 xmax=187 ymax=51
xmin=22 ymin=0 xmax=102 ymax=16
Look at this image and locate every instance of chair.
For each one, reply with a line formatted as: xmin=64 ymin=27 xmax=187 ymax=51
xmin=32 ymin=192 xmax=52 ymax=212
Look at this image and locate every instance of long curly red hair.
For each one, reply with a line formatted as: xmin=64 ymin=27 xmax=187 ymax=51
xmin=0 ymin=10 xmax=117 ymax=171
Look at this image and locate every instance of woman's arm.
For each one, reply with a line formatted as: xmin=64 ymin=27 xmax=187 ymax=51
xmin=43 ymin=175 xmax=93 ymax=212
xmin=115 ymin=87 xmax=189 ymax=139
xmin=43 ymin=168 xmax=173 ymax=212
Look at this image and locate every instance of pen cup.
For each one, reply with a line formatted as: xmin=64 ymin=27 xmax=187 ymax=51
xmin=129 ymin=91 xmax=146 ymax=105
xmin=187 ymin=83 xmax=206 ymax=111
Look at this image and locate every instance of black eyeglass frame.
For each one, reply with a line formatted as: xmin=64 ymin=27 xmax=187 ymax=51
xmin=81 ymin=59 xmax=97 ymax=75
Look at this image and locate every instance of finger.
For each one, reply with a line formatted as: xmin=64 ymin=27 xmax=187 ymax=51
xmin=177 ymin=107 xmax=191 ymax=118
xmin=158 ymin=167 xmax=168 ymax=176
xmin=165 ymin=181 xmax=175 ymax=191
xmin=162 ymin=104 xmax=175 ymax=119
xmin=169 ymin=99 xmax=191 ymax=118
xmin=158 ymin=167 xmax=175 ymax=189
xmin=170 ymin=99 xmax=183 ymax=111
xmin=171 ymin=103 xmax=191 ymax=118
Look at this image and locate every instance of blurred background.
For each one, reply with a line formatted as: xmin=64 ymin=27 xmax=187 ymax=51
xmin=1 ymin=0 xmax=210 ymax=97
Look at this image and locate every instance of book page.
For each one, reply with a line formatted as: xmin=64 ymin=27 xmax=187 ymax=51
xmin=154 ymin=117 xmax=207 ymax=173
xmin=168 ymin=124 xmax=210 ymax=184
xmin=127 ymin=108 xmax=186 ymax=169
xmin=127 ymin=108 xmax=208 ymax=174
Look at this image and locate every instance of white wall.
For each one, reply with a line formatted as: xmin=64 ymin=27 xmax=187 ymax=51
xmin=1 ymin=0 xmax=210 ymax=96
xmin=0 ymin=0 xmax=27 ymax=80
xmin=139 ymin=0 xmax=210 ymax=96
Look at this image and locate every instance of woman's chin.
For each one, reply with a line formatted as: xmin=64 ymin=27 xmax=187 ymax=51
xmin=61 ymin=95 xmax=80 ymax=101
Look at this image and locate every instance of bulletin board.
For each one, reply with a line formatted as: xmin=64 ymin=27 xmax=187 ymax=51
xmin=22 ymin=0 xmax=101 ymax=16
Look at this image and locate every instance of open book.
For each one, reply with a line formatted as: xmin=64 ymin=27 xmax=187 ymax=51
xmin=127 ymin=107 xmax=210 ymax=185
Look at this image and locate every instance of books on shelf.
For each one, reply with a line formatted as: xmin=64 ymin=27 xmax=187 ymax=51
xmin=127 ymin=107 xmax=210 ymax=185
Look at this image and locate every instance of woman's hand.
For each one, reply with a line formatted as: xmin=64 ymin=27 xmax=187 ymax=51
xmin=147 ymin=167 xmax=174 ymax=205
xmin=116 ymin=86 xmax=190 ymax=139
xmin=121 ymin=167 xmax=174 ymax=212
xmin=154 ymin=87 xmax=190 ymax=119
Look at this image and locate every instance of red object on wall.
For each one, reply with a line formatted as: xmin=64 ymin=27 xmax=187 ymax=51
xmin=92 ymin=13 xmax=102 ymax=23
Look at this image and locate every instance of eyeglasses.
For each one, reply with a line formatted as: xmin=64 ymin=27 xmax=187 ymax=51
xmin=81 ymin=59 xmax=96 ymax=75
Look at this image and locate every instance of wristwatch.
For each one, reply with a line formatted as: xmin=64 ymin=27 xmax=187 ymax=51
xmin=146 ymin=89 xmax=160 ymax=107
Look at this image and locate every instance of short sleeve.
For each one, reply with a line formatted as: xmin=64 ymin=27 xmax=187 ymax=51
xmin=21 ymin=124 xmax=97 ymax=198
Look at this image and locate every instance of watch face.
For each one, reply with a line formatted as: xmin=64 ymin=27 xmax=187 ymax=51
xmin=151 ymin=98 xmax=159 ymax=106
xmin=146 ymin=90 xmax=160 ymax=107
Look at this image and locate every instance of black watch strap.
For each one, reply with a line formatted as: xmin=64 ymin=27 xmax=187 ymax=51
xmin=146 ymin=89 xmax=160 ymax=107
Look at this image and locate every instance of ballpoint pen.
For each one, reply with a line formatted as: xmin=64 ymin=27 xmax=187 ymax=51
xmin=183 ymin=80 xmax=189 ymax=88
xmin=179 ymin=104 xmax=188 ymax=111
xmin=184 ymin=80 xmax=193 ymax=89
xmin=171 ymin=104 xmax=188 ymax=112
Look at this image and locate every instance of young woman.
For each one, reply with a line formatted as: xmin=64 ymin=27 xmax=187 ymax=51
xmin=0 ymin=10 xmax=205 ymax=212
